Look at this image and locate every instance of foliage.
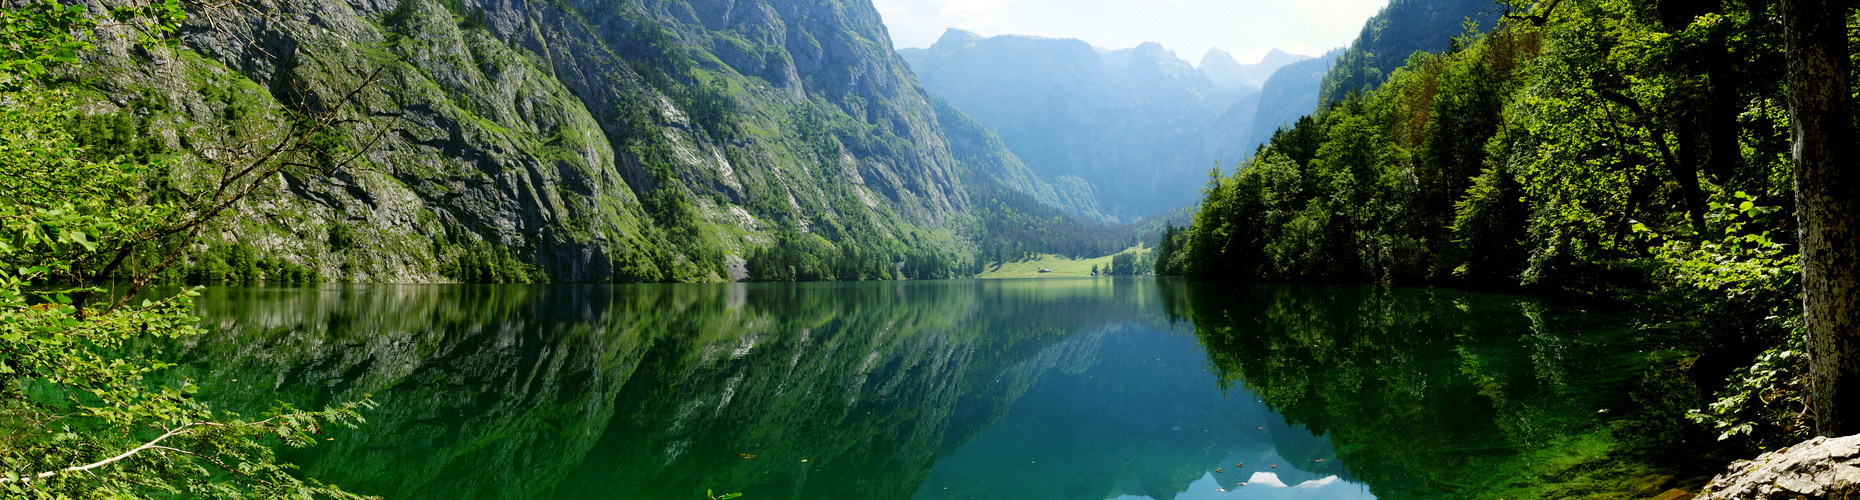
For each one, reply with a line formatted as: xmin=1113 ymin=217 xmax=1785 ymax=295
xmin=0 ymin=5 xmax=373 ymax=497
xmin=966 ymin=176 xmax=1137 ymax=268
xmin=1104 ymin=250 xmax=1148 ymax=275
xmin=740 ymin=229 xmax=972 ymax=282
xmin=1174 ymin=0 xmax=1811 ymax=451
xmin=437 ymin=239 xmax=543 ymax=284
xmin=1318 ymin=0 xmax=1496 ymax=105
xmin=632 ymin=144 xmax=728 ymax=281
xmin=177 ymin=244 xmax=321 ymax=283
xmin=0 ymin=1 xmax=185 ymax=90
xmin=1152 ymin=222 xmax=1187 ymax=275
xmin=0 ymin=87 xmax=372 ymax=498
xmin=1650 ymin=194 xmax=1808 ymax=447
xmin=1688 ymin=339 xmax=1807 ymax=445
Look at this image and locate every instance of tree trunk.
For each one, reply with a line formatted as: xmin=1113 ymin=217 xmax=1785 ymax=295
xmin=1782 ymin=0 xmax=1860 ymax=437
xmin=1705 ymin=42 xmax=1743 ymax=183
xmin=1657 ymin=0 xmax=1726 ymax=232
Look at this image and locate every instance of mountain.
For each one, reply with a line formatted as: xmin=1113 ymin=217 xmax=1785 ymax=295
xmin=930 ymin=97 xmax=1104 ymax=220
xmin=70 ymin=0 xmax=982 ymax=283
xmin=1199 ymin=48 xmax=1312 ymax=89
xmin=1245 ymin=48 xmax=1346 ymax=154
xmin=1319 ymin=0 xmax=1498 ymax=104
xmin=1178 ymin=90 xmax=1262 ymax=175
xmin=899 ymin=30 xmax=1254 ymax=219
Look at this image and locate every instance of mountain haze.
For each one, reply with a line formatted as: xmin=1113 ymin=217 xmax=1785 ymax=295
xmin=931 ymin=98 xmax=1106 ymax=220
xmin=1199 ymin=48 xmax=1312 ymax=89
xmin=1244 ymin=48 xmax=1345 ymax=153
xmin=899 ymin=30 xmax=1255 ymax=219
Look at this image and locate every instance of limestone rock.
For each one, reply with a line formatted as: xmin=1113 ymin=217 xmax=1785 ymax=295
xmin=1701 ymin=435 xmax=1860 ymax=499
xmin=70 ymin=0 xmax=974 ymax=282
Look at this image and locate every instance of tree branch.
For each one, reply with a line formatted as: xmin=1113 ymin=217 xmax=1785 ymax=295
xmin=0 ymin=422 xmax=222 ymax=484
xmin=1503 ymin=0 xmax=1564 ymax=27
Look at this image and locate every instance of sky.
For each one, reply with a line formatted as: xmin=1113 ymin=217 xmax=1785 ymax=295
xmin=870 ymin=0 xmax=1390 ymax=65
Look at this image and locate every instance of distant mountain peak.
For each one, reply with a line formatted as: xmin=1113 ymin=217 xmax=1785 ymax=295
xmin=1202 ymin=47 xmax=1314 ymax=88
xmin=1132 ymin=41 xmax=1175 ymax=58
xmin=1257 ymin=48 xmax=1305 ymax=66
xmin=935 ymin=28 xmax=984 ymax=48
xmin=1199 ymin=48 xmax=1241 ymax=71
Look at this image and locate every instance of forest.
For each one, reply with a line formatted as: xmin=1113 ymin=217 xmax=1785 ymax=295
xmin=1160 ymin=0 xmax=1856 ymax=451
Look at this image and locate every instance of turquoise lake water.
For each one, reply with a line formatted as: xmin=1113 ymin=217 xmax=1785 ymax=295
xmin=161 ymin=277 xmax=1689 ymax=499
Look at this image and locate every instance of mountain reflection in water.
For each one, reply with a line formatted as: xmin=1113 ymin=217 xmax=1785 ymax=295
xmin=158 ymin=278 xmax=1671 ymax=500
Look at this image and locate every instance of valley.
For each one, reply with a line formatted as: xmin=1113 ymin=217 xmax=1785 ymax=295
xmin=8 ymin=0 xmax=1860 ymax=498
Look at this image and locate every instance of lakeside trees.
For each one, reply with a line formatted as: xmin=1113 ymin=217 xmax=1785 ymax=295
xmin=1168 ymin=0 xmax=1849 ymax=448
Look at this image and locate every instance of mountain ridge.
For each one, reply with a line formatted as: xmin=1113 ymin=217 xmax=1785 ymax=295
xmin=71 ymin=0 xmax=1014 ymax=283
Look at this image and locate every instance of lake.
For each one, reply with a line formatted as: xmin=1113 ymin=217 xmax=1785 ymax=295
xmin=159 ymin=277 xmax=1704 ymax=499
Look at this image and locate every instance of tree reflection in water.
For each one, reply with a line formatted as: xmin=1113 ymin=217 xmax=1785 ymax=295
xmin=154 ymin=279 xmax=1692 ymax=500
xmin=1169 ymin=283 xmax=1710 ymax=499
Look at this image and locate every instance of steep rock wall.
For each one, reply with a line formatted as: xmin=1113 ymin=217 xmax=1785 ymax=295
xmin=73 ymin=0 xmax=971 ymax=282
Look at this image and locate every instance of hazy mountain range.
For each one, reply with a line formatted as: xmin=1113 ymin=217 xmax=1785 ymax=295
xmin=899 ymin=30 xmax=1324 ymax=219
xmin=1200 ymin=48 xmax=1313 ymax=89
xmin=1247 ymin=48 xmax=1346 ymax=153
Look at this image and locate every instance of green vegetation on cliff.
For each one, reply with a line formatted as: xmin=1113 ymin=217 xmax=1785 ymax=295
xmin=59 ymin=0 xmax=994 ymax=284
xmin=1317 ymin=0 xmax=1496 ymax=105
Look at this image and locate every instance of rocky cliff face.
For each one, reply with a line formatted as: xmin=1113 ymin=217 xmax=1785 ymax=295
xmin=74 ymin=0 xmax=975 ymax=283
xmin=898 ymin=30 xmax=1253 ymax=220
